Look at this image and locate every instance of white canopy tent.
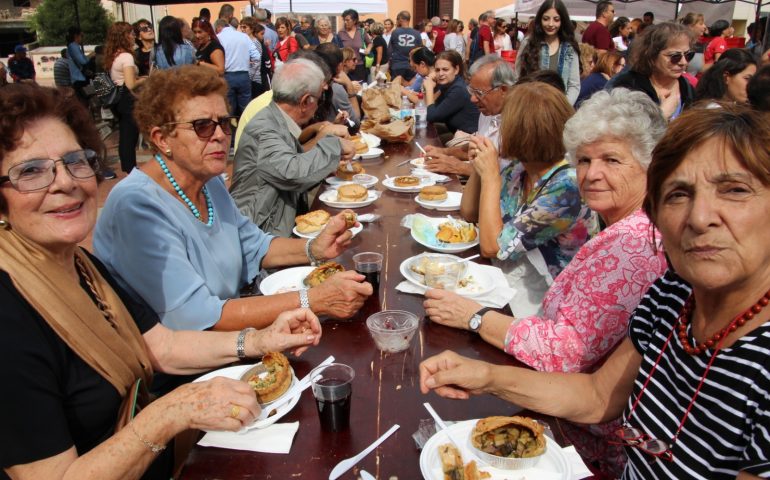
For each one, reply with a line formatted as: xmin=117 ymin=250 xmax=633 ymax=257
xmin=253 ymin=0 xmax=387 ymax=14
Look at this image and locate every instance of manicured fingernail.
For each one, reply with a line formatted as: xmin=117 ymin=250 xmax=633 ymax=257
xmin=425 ymin=377 xmax=436 ymax=387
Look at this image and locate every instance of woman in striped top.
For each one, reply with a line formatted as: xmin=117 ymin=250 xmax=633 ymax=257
xmin=420 ymin=104 xmax=770 ymax=479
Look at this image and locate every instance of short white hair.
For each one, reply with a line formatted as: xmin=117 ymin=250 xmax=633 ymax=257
xmin=564 ymin=88 xmax=666 ymax=169
xmin=272 ymin=58 xmax=325 ymax=105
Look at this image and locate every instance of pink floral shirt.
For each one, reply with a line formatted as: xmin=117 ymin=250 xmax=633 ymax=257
xmin=504 ymin=210 xmax=666 ymax=373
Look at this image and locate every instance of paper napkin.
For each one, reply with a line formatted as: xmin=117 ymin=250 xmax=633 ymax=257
xmin=197 ymin=422 xmax=299 ymax=454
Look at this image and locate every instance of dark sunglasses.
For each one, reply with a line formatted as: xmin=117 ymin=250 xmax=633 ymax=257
xmin=139 ymin=26 xmax=153 ymax=32
xmin=663 ymin=50 xmax=695 ymax=64
xmin=165 ymin=116 xmax=237 ymax=138
xmin=609 ymin=425 xmax=673 ymax=461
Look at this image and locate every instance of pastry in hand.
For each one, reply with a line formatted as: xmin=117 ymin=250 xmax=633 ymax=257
xmin=295 ymin=210 xmax=331 ymax=234
xmin=304 ymin=262 xmax=345 ymax=287
xmin=342 ymin=211 xmax=357 ymax=229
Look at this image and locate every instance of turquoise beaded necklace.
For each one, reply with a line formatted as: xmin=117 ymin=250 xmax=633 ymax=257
xmin=155 ymin=154 xmax=215 ymax=227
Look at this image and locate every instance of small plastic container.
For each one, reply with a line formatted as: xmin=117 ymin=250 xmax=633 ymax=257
xmin=423 ymin=258 xmax=467 ymax=291
xmin=366 ymin=310 xmax=419 ymax=353
xmin=469 ymin=442 xmax=544 ymax=470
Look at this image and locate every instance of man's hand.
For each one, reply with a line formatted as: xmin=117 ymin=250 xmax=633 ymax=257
xmin=424 ymin=152 xmax=473 ymax=176
xmin=339 ymin=139 xmax=356 ymax=162
xmin=419 ymin=350 xmax=494 ymax=399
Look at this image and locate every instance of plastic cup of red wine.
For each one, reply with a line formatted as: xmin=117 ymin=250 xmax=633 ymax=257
xmin=353 ymin=252 xmax=383 ymax=291
xmin=310 ymin=363 xmax=355 ymax=432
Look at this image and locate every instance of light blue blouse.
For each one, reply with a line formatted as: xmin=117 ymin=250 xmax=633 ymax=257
xmin=154 ymin=42 xmax=196 ymax=70
xmin=93 ymin=170 xmax=274 ymax=330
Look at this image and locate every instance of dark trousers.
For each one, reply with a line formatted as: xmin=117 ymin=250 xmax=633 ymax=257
xmin=251 ymin=80 xmax=267 ymax=99
xmin=113 ymin=89 xmax=139 ymax=173
xmin=225 ymin=71 xmax=251 ymax=117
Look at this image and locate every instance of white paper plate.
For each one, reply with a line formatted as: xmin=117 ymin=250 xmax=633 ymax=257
xmin=419 ymin=420 xmax=572 ymax=480
xmin=259 ymin=266 xmax=315 ymax=295
xmin=292 ymin=223 xmax=363 ymax=239
xmin=354 ymin=147 xmax=384 ymax=160
xmin=411 ymin=169 xmax=451 ymax=183
xmin=325 ymin=175 xmax=379 ymax=188
xmin=361 ymin=132 xmax=381 ymax=148
xmin=414 ymin=191 xmax=462 ymax=211
xmin=319 ymin=189 xmax=379 ymax=208
xmin=399 ymin=253 xmax=494 ymax=297
xmin=193 ymin=364 xmax=300 ymax=430
xmin=409 ymin=157 xmax=426 ymax=168
xmin=411 ymin=217 xmax=480 ymax=253
xmin=382 ymin=176 xmax=436 ymax=193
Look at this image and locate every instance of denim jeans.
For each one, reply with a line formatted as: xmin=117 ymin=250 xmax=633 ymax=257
xmin=225 ymin=71 xmax=251 ymax=117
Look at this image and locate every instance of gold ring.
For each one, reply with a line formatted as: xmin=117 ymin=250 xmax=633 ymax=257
xmin=230 ymin=405 xmax=241 ymax=419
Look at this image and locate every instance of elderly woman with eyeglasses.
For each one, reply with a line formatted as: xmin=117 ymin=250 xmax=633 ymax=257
xmin=0 ymin=83 xmax=321 ymax=480
xmin=93 ymin=67 xmax=370 ymax=341
xmin=422 ymin=105 xmax=770 ymax=480
xmin=611 ymin=22 xmax=695 ymax=120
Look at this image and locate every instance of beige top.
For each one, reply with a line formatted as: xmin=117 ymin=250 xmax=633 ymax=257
xmin=110 ymin=52 xmax=136 ymax=86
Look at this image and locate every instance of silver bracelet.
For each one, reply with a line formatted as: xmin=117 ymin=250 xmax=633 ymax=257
xmin=237 ymin=327 xmax=256 ymax=360
xmin=129 ymin=423 xmax=166 ymax=454
xmin=305 ymin=237 xmax=324 ymax=266
xmin=299 ymin=288 xmax=310 ymax=309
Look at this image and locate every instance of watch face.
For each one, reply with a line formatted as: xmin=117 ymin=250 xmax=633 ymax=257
xmin=469 ymin=314 xmax=481 ymax=331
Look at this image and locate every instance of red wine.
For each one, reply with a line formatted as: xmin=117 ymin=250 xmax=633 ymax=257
xmin=355 ymin=263 xmax=381 ymax=290
xmin=314 ymin=378 xmax=352 ymax=432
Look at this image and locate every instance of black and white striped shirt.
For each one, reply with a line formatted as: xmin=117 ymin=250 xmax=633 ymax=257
xmin=622 ymin=271 xmax=770 ymax=479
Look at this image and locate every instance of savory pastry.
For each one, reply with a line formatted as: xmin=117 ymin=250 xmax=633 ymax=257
xmin=336 ymin=161 xmax=365 ymax=180
xmin=350 ymin=135 xmax=369 ymax=154
xmin=342 ymin=211 xmax=357 ymax=229
xmin=419 ymin=185 xmax=448 ymax=202
xmin=438 ymin=443 xmax=464 ymax=480
xmin=394 ymin=175 xmax=420 ymax=187
xmin=246 ymin=352 xmax=293 ymax=404
xmin=470 ymin=416 xmax=546 ymax=458
xmin=436 ymin=221 xmax=477 ymax=243
xmin=337 ymin=183 xmax=368 ymax=202
xmin=295 ymin=210 xmax=331 ymax=234
xmin=304 ymin=262 xmax=345 ymax=287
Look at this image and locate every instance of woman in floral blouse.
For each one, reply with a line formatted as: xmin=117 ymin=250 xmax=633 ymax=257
xmin=461 ymin=82 xmax=596 ymax=317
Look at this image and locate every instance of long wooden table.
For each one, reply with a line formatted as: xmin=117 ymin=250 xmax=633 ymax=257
xmin=179 ymin=126 xmax=563 ymax=479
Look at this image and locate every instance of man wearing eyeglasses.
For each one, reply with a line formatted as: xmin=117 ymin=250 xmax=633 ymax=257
xmin=422 ymin=55 xmax=515 ymax=176
xmin=582 ymin=1 xmax=615 ymax=54
xmin=231 ymin=58 xmax=355 ymax=237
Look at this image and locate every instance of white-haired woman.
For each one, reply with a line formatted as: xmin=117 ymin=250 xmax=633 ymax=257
xmin=315 ymin=16 xmax=342 ymax=48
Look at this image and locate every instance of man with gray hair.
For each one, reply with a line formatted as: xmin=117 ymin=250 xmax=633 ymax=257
xmin=254 ymin=7 xmax=279 ymax=51
xmin=230 ymin=58 xmax=356 ymax=236
xmin=431 ymin=16 xmax=446 ymax=53
xmin=423 ymin=54 xmax=515 ymax=175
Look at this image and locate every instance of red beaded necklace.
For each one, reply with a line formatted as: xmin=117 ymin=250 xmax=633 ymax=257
xmin=677 ymin=289 xmax=770 ymax=355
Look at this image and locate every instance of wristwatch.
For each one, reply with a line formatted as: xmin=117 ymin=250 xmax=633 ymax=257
xmin=468 ymin=307 xmax=494 ymax=332
xmin=236 ymin=327 xmax=256 ymax=360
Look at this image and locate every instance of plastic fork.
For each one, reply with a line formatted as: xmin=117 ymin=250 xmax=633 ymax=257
xmin=328 ymin=424 xmax=400 ymax=480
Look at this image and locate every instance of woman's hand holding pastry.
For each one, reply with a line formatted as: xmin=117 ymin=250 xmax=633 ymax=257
xmin=313 ymin=211 xmax=356 ymax=259
xmin=309 ymin=271 xmax=372 ymax=319
xmin=419 ymin=350 xmax=493 ymax=399
xmin=469 ymin=136 xmax=500 ymax=180
xmin=165 ymin=377 xmax=260 ymax=432
xmin=249 ymin=308 xmax=322 ymax=357
xmin=424 ymin=289 xmax=481 ymax=330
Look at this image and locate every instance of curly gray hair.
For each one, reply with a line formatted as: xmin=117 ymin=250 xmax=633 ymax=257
xmin=563 ymin=88 xmax=666 ymax=169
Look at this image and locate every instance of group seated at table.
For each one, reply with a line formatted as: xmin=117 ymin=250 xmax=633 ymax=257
xmin=421 ymin=105 xmax=770 ymax=480
xmin=93 ymin=66 xmax=372 ymax=338
xmin=460 ymin=81 xmax=597 ymax=317
xmin=0 ymin=84 xmax=322 ymax=480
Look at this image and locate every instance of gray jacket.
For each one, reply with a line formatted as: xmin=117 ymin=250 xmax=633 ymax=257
xmin=230 ymin=102 xmax=342 ymax=237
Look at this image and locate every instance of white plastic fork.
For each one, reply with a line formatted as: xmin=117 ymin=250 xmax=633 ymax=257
xmin=328 ymin=424 xmax=400 ymax=480
xmin=423 ymin=402 xmax=486 ymax=467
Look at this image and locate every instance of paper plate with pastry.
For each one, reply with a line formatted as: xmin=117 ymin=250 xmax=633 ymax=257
xmin=409 ymin=157 xmax=426 ymax=168
xmin=360 ymin=132 xmax=381 ymax=148
xmin=410 ymin=215 xmax=480 ymax=253
xmin=293 ymin=211 xmax=362 ymax=239
xmin=259 ymin=266 xmax=316 ymax=295
xmin=335 ymin=161 xmax=365 ymax=181
xmin=382 ymin=175 xmax=436 ymax=193
xmin=415 ymin=190 xmax=462 ymax=211
xmin=319 ymin=185 xmax=379 ymax=208
xmin=410 ymin=169 xmax=451 ymax=183
xmin=400 ymin=253 xmax=494 ymax=297
xmin=355 ymin=147 xmax=384 ymax=160
xmin=293 ymin=223 xmax=362 ymax=239
xmin=193 ymin=362 xmax=300 ymax=430
xmin=325 ymin=174 xmax=378 ymax=188
xmin=419 ymin=419 xmax=572 ymax=480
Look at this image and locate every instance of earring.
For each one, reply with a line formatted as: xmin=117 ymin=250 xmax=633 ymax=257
xmin=0 ymin=219 xmax=9 ymax=230
xmin=165 ymin=149 xmax=172 ymax=157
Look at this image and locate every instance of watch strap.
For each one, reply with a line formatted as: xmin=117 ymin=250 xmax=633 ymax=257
xmin=469 ymin=307 xmax=495 ymax=332
xmin=299 ymin=288 xmax=311 ymax=309
xmin=237 ymin=327 xmax=256 ymax=360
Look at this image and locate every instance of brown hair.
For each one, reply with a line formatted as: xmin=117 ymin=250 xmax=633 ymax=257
xmin=341 ymin=47 xmax=357 ymax=63
xmin=239 ymin=16 xmax=259 ymax=32
xmin=593 ymin=51 xmax=624 ymax=76
xmin=133 ymin=65 xmax=228 ymax=144
xmin=644 ymin=104 xmax=770 ymax=225
xmin=436 ymin=50 xmax=466 ymax=79
xmin=0 ymin=85 xmax=104 ymax=213
xmin=104 ymin=22 xmax=135 ymax=72
xmin=629 ymin=22 xmax=693 ymax=76
xmin=499 ymin=82 xmax=574 ymax=164
xmin=578 ymin=43 xmax=597 ymax=78
xmin=193 ymin=17 xmax=218 ymax=43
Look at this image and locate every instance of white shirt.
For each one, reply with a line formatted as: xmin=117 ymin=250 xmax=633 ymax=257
xmin=218 ymin=26 xmax=261 ymax=73
xmin=478 ymin=113 xmax=511 ymax=171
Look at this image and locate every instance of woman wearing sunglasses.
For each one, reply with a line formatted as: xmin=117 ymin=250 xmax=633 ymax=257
xmin=421 ymin=105 xmax=770 ymax=480
xmin=132 ymin=19 xmax=156 ymax=77
xmin=0 ymin=83 xmax=321 ymax=480
xmin=611 ymin=22 xmax=695 ymax=120
xmin=93 ymin=67 xmax=370 ymax=376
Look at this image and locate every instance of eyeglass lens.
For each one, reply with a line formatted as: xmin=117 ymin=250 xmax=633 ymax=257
xmin=191 ymin=117 xmax=237 ymax=138
xmin=614 ymin=426 xmax=671 ymax=456
xmin=668 ymin=51 xmax=695 ymax=64
xmin=7 ymin=150 xmax=96 ymax=191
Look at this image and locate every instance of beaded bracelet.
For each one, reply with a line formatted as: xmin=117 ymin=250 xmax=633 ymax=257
xmin=305 ymin=237 xmax=325 ymax=266
xmin=299 ymin=288 xmax=310 ymax=309
xmin=129 ymin=423 xmax=166 ymax=454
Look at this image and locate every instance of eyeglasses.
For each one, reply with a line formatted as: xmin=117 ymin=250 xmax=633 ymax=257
xmin=165 ymin=116 xmax=237 ymax=139
xmin=663 ymin=50 xmax=695 ymax=64
xmin=0 ymin=149 xmax=97 ymax=192
xmin=610 ymin=426 xmax=673 ymax=461
xmin=139 ymin=26 xmax=153 ymax=33
xmin=467 ymin=85 xmax=500 ymax=99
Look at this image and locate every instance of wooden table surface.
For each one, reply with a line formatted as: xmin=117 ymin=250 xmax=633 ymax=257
xmin=179 ymin=126 xmax=558 ymax=480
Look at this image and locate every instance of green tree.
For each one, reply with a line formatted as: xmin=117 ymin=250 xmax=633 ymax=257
xmin=30 ymin=0 xmax=113 ymax=46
